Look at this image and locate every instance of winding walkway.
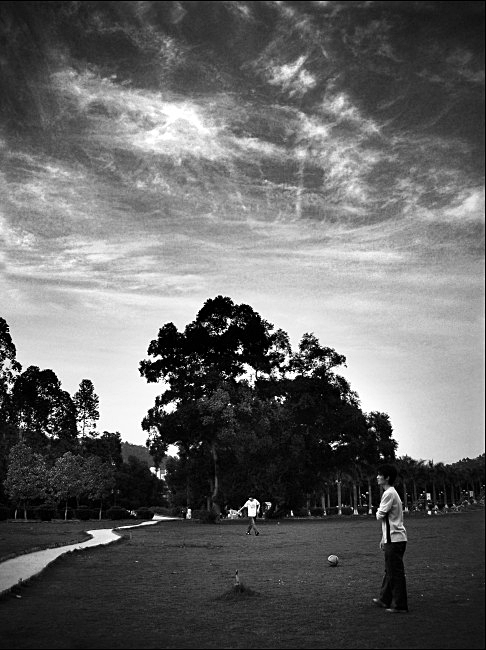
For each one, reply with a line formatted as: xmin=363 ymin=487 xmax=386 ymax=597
xmin=0 ymin=515 xmax=178 ymax=598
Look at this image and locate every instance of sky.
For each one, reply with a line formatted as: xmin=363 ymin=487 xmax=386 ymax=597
xmin=1 ymin=1 xmax=484 ymax=465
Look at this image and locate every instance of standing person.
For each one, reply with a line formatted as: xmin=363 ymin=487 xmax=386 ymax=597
xmin=238 ymin=496 xmax=261 ymax=536
xmin=373 ymin=464 xmax=409 ymax=613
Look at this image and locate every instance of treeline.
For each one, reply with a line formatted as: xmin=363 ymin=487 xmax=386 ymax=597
xmin=1 ymin=297 xmax=484 ymax=521
xmin=138 ymin=296 xmax=485 ymax=516
xmin=0 ymin=317 xmax=167 ymax=516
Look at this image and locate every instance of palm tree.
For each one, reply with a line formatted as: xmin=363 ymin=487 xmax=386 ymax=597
xmin=428 ymin=461 xmax=438 ymax=506
xmin=434 ymin=462 xmax=448 ymax=508
xmin=396 ymin=456 xmax=414 ymax=512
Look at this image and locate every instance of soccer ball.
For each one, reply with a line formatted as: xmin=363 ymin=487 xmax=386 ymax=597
xmin=327 ymin=554 xmax=339 ymax=566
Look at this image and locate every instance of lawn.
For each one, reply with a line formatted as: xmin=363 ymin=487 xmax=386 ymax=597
xmin=0 ymin=510 xmax=484 ymax=649
xmin=0 ymin=518 xmax=139 ymax=562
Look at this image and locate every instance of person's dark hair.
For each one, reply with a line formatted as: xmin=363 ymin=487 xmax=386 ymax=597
xmin=378 ymin=464 xmax=398 ymax=485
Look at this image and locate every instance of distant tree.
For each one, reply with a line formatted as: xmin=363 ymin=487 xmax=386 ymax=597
xmin=396 ymin=455 xmax=414 ymax=512
xmin=3 ymin=442 xmax=49 ymax=519
xmin=84 ymin=456 xmax=115 ymax=519
xmin=49 ymin=452 xmax=86 ymax=519
xmin=81 ymin=431 xmax=123 ymax=468
xmin=164 ymin=451 xmax=211 ymax=511
xmin=73 ymin=379 xmax=100 ymax=438
xmin=116 ymin=456 xmax=165 ymax=510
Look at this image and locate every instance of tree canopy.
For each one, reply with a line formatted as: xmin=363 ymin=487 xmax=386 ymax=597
xmin=139 ymin=296 xmax=401 ymax=513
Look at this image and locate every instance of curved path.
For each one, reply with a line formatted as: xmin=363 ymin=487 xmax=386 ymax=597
xmin=0 ymin=515 xmax=178 ymax=598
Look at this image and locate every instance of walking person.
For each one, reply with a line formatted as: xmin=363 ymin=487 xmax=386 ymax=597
xmin=373 ymin=464 xmax=409 ymax=613
xmin=238 ymin=495 xmax=261 ymax=536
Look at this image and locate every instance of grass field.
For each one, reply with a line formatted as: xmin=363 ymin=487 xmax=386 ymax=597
xmin=0 ymin=510 xmax=484 ymax=649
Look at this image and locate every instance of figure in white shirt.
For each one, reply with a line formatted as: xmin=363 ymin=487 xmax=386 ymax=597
xmin=373 ymin=464 xmax=409 ymax=613
xmin=238 ymin=496 xmax=261 ymax=536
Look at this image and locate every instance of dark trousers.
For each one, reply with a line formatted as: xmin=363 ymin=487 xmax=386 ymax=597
xmin=379 ymin=541 xmax=408 ymax=611
xmin=246 ymin=516 xmax=259 ymax=534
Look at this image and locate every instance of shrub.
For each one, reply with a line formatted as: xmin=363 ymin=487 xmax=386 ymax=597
xmin=293 ymin=507 xmax=310 ymax=517
xmin=0 ymin=504 xmax=9 ymax=521
xmin=310 ymin=507 xmax=324 ymax=517
xmin=341 ymin=506 xmax=353 ymax=515
xmin=150 ymin=506 xmax=180 ymax=517
xmin=76 ymin=506 xmax=91 ymax=521
xmin=266 ymin=504 xmax=291 ymax=519
xmin=106 ymin=506 xmax=131 ymax=520
xmin=150 ymin=506 xmax=172 ymax=516
xmin=135 ymin=507 xmax=154 ymax=520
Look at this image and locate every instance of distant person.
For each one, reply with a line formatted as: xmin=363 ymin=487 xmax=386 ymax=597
xmin=373 ymin=464 xmax=409 ymax=613
xmin=238 ymin=496 xmax=261 ymax=536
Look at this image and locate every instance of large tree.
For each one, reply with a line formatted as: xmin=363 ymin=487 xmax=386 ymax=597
xmin=0 ymin=317 xmax=23 ymax=500
xmin=10 ymin=366 xmax=77 ymax=452
xmin=140 ymin=296 xmax=287 ymax=515
xmin=0 ymin=316 xmax=22 ymax=415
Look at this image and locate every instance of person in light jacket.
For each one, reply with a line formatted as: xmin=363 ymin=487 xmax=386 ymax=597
xmin=373 ymin=464 xmax=409 ymax=613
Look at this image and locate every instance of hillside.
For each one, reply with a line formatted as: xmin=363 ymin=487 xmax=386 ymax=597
xmin=121 ymin=442 xmax=155 ymax=467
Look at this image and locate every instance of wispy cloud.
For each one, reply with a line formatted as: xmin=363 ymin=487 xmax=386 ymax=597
xmin=1 ymin=1 xmax=483 ymax=462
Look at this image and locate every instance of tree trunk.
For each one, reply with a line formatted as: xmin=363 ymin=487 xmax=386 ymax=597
xmin=368 ymin=478 xmax=373 ymax=515
xmin=352 ymin=481 xmax=358 ymax=515
xmin=336 ymin=479 xmax=342 ymax=516
xmin=402 ymin=479 xmax=409 ymax=512
xmin=210 ymin=441 xmax=221 ymax=517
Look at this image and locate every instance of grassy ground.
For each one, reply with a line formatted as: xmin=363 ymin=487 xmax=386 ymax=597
xmin=0 ymin=510 xmax=484 ymax=649
xmin=0 ymin=518 xmax=139 ymax=562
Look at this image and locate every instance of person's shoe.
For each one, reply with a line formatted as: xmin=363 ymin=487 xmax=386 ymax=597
xmin=246 ymin=532 xmax=251 ymax=535
xmin=255 ymin=532 xmax=260 ymax=536
xmin=385 ymin=608 xmax=408 ymax=613
xmin=372 ymin=598 xmax=388 ymax=608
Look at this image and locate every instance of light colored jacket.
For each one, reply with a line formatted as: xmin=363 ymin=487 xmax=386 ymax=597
xmin=376 ymin=486 xmax=407 ymax=543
